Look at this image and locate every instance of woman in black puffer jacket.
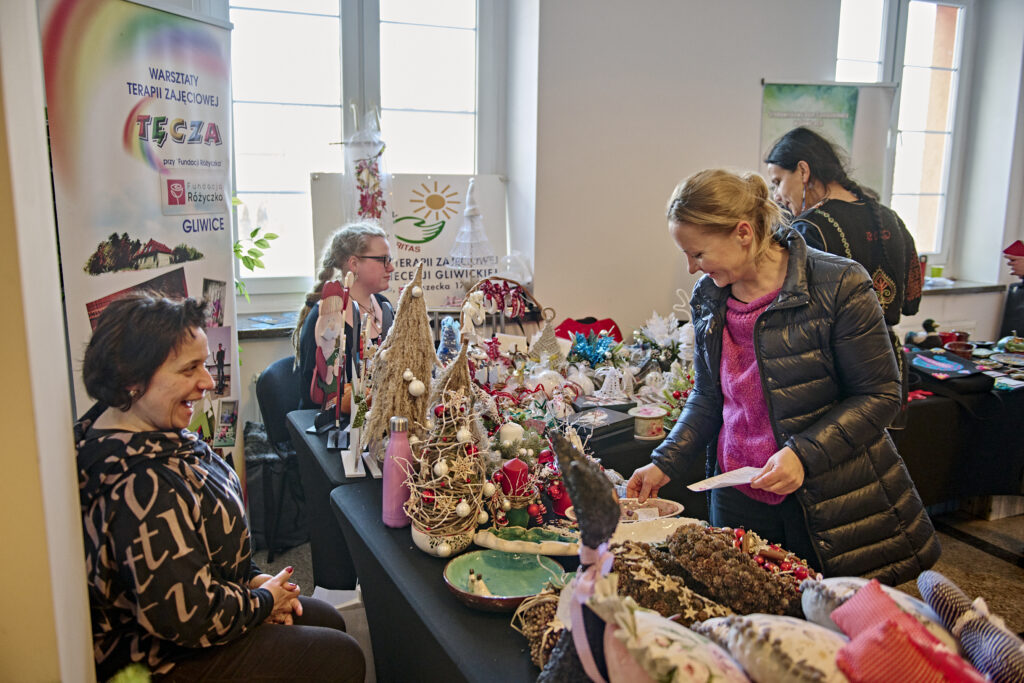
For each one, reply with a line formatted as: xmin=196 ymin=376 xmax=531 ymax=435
xmin=627 ymin=169 xmax=939 ymax=586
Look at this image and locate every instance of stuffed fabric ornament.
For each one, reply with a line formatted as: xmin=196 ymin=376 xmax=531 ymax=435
xmin=539 ymin=430 xmax=621 ymax=683
xmin=801 ymin=576 xmax=959 ymax=654
xmin=694 ymin=614 xmax=848 ymax=683
xmin=311 ymin=280 xmax=345 ymax=407
xmin=918 ymin=570 xmax=1024 ymax=683
xmin=830 ymin=580 xmax=985 ymax=683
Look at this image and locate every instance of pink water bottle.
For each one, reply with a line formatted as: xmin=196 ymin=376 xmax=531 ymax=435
xmin=382 ymin=416 xmax=413 ymax=528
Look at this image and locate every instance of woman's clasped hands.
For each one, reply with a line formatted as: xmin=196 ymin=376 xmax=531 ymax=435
xmin=250 ymin=566 xmax=303 ymax=625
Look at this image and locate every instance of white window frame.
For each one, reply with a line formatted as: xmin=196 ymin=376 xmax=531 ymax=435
xmin=234 ymin=0 xmax=504 ymax=312
xmin=882 ymin=0 xmax=975 ymax=264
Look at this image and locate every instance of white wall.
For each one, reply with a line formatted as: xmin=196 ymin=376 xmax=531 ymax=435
xmin=511 ymin=0 xmax=841 ymax=337
xmin=954 ymin=0 xmax=1024 ymax=285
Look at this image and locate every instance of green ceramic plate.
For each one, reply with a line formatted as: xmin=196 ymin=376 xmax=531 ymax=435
xmin=443 ymin=550 xmax=570 ymax=612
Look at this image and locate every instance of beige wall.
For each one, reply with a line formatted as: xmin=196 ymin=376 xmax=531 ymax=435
xmin=1 ymin=2 xmax=92 ymax=680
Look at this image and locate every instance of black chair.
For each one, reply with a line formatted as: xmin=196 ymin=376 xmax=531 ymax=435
xmin=254 ymin=356 xmax=306 ymax=562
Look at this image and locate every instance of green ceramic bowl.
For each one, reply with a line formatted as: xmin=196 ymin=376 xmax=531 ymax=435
xmin=442 ymin=550 xmax=570 ymax=612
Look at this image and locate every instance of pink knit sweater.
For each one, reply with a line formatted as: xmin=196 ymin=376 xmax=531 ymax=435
xmin=716 ymin=288 xmax=784 ymax=504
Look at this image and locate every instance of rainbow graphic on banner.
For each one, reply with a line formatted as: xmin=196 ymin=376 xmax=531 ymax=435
xmin=41 ymin=0 xmax=229 ymax=181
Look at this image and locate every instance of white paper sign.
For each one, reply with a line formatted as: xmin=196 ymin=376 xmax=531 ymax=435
xmin=687 ymin=466 xmax=763 ymax=492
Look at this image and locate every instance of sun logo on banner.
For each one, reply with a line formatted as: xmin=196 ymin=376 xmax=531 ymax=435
xmin=394 ymin=181 xmax=461 ymax=244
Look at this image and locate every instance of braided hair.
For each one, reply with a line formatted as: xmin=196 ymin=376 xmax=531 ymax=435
xmin=292 ymin=221 xmax=388 ymax=362
xmin=765 ymin=126 xmax=894 ymax=277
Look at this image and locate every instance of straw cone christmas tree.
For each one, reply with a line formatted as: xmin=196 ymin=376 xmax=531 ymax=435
xmin=404 ymin=344 xmax=491 ymax=551
xmin=362 ymin=261 xmax=440 ymax=455
xmin=529 ymin=317 xmax=566 ymax=371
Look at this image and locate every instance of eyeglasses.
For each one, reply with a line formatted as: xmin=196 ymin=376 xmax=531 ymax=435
xmin=357 ymin=254 xmax=393 ymax=266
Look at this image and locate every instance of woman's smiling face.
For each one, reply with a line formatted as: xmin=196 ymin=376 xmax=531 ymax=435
xmin=129 ymin=327 xmax=215 ymax=431
xmin=670 ymin=220 xmax=749 ymax=288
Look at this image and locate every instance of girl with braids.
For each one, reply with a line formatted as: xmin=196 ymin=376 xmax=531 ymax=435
xmin=294 ymin=222 xmax=395 ymax=409
xmin=765 ymin=126 xmax=922 ymax=427
xmin=628 ymin=169 xmax=938 ymax=585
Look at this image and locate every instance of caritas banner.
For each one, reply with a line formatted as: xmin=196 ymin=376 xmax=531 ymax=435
xmin=39 ymin=0 xmax=237 ymax=418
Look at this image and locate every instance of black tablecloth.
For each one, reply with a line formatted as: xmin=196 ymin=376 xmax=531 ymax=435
xmin=287 ymin=409 xmax=357 ymax=589
xmin=892 ymin=390 xmax=1024 ymax=506
xmin=331 ymin=482 xmax=540 ymax=683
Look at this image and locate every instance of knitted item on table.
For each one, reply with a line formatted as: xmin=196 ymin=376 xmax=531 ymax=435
xmin=831 ymin=579 xmax=985 ymax=683
xmin=717 ymin=289 xmax=783 ymax=504
xmin=918 ymin=570 xmax=1024 ymax=683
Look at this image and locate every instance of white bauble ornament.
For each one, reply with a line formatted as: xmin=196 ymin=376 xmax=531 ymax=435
xmin=518 ymin=448 xmax=527 ymax=457
xmin=497 ymin=422 xmax=525 ymax=444
xmin=456 ymin=427 xmax=473 ymax=443
xmin=568 ymin=365 xmax=595 ymax=395
xmin=402 ymin=368 xmax=414 ymax=381
xmin=408 ymin=379 xmax=426 ymax=397
xmin=455 ymin=500 xmax=471 ymax=517
xmin=477 ymin=510 xmax=489 ymax=524
xmin=425 ymin=418 xmax=434 ymax=430
xmin=526 ymin=449 xmax=534 ymax=457
xmin=532 ymin=369 xmax=565 ymax=398
xmin=409 ymin=435 xmax=421 ymax=446
xmin=378 ymin=348 xmax=388 ymax=362
xmin=501 ymin=499 xmax=511 ymax=512
xmin=433 ymin=460 xmax=450 ymax=477
xmin=501 ymin=440 xmax=512 ymax=448
xmin=436 ymin=542 xmax=452 ymax=558
xmin=482 ymin=482 xmax=496 ymax=497
xmin=411 ymin=286 xmax=423 ymax=298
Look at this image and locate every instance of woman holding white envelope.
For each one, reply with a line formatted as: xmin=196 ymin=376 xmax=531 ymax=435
xmin=627 ymin=169 xmax=939 ymax=585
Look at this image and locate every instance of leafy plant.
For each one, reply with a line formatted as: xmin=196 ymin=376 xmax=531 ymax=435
xmin=232 ymin=197 xmax=279 ymax=301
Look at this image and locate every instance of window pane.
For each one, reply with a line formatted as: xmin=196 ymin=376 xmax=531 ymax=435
xmin=236 ymin=193 xmax=315 ymax=278
xmin=904 ymin=2 xmax=961 ymax=69
xmin=380 ymin=23 xmax=476 ymax=112
xmin=230 ymin=9 xmax=340 ymax=104
xmin=892 ymin=131 xmax=950 ymax=195
xmin=836 ymin=60 xmax=882 ymax=82
xmin=837 ymin=0 xmax=885 ymax=63
xmin=381 ymin=111 xmax=474 ymax=174
xmin=231 ymin=1 xmax=338 ymax=14
xmin=380 ymin=0 xmax=475 ymax=28
xmin=897 ymin=66 xmax=955 ymax=131
xmin=891 ymin=194 xmax=943 ymax=254
xmin=234 ymin=103 xmax=342 ymax=192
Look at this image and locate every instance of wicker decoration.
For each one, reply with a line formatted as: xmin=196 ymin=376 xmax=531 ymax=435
xmin=529 ymin=308 xmax=566 ymax=371
xmin=403 ymin=345 xmax=489 ymax=543
xmin=362 ymin=262 xmax=440 ymax=456
xmin=459 ymin=275 xmax=545 ymax=338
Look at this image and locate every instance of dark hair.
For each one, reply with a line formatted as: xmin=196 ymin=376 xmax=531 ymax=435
xmin=83 ymin=294 xmax=208 ymax=410
xmin=765 ymin=126 xmax=892 ymax=271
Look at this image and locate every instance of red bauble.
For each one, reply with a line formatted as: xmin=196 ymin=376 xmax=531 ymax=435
xmin=465 ymin=444 xmax=479 ymax=456
xmin=433 ymin=405 xmax=445 ymax=418
xmin=672 ymin=390 xmax=682 ymax=399
xmin=765 ymin=562 xmax=779 ymax=573
xmin=492 ymin=472 xmax=505 ymax=483
xmin=780 ymin=561 xmax=792 ymax=572
xmin=548 ymin=482 xmax=563 ymax=499
xmin=794 ymin=566 xmax=808 ymax=580
xmin=527 ymin=503 xmax=541 ymax=517
xmin=754 ymin=555 xmax=766 ymax=565
xmin=422 ymin=490 xmax=435 ymax=506
xmin=733 ymin=528 xmax=745 ymax=539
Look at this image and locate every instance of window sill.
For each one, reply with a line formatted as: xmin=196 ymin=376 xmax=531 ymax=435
xmin=922 ymin=279 xmax=1006 ymax=296
xmin=238 ymin=311 xmax=299 ymax=340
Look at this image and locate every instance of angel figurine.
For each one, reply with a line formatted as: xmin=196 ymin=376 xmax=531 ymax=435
xmin=310 ymin=280 xmax=345 ymax=409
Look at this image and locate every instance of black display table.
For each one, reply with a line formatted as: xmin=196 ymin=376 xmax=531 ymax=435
xmin=330 ymin=482 xmax=540 ymax=683
xmin=287 ymin=409 xmax=358 ymax=589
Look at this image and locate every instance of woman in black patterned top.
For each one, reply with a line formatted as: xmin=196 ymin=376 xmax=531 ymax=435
xmin=766 ymin=127 xmax=922 ymax=426
xmin=76 ymin=294 xmax=364 ymax=681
